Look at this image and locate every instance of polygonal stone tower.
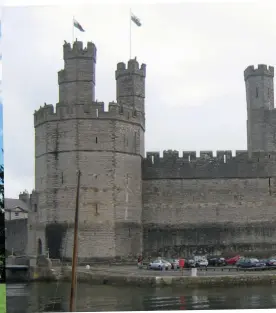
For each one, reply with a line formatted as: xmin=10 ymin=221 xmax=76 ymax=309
xmin=29 ymin=40 xmax=146 ymax=262
xmin=244 ymin=64 xmax=275 ymax=154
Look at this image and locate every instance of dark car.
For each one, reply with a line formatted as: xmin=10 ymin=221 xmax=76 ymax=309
xmin=207 ymin=256 xmax=227 ymax=266
xmin=266 ymin=257 xmax=276 ymax=267
xmin=184 ymin=258 xmax=196 ymax=268
xmin=237 ymin=258 xmax=266 ymax=269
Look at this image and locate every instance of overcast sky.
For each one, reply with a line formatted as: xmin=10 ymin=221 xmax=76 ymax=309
xmin=3 ymin=2 xmax=276 ymax=198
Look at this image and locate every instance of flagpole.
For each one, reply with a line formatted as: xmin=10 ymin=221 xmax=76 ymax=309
xmin=72 ymin=16 xmax=75 ymax=43
xmin=129 ymin=9 xmax=132 ymax=60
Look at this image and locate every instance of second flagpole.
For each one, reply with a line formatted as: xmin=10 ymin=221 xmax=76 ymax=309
xmin=129 ymin=9 xmax=132 ymax=60
xmin=72 ymin=16 xmax=75 ymax=43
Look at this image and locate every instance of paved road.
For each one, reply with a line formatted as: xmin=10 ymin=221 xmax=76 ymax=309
xmin=77 ymin=265 xmax=276 ymax=277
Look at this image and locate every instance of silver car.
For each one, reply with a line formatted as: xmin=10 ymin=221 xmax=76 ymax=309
xmin=148 ymin=259 xmax=171 ymax=270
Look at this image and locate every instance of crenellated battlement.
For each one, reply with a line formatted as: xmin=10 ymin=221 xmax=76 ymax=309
xmin=33 ymin=101 xmax=145 ymax=128
xmin=244 ymin=64 xmax=274 ymax=80
xmin=115 ymin=58 xmax=146 ymax=80
xmin=145 ymin=149 xmax=276 ymax=163
xmin=143 ymin=150 xmax=276 ymax=179
xmin=63 ymin=40 xmax=97 ymax=61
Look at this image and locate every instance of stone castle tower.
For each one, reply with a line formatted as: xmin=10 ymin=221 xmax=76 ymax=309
xmin=27 ymin=41 xmax=276 ymax=260
xmin=29 ymin=40 xmax=146 ymax=261
xmin=245 ymin=64 xmax=275 ymax=153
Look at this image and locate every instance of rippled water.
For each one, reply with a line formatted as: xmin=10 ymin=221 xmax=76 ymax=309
xmin=6 ymin=282 xmax=276 ymax=312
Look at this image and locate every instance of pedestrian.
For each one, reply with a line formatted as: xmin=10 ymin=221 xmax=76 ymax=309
xmin=137 ymin=255 xmax=143 ymax=269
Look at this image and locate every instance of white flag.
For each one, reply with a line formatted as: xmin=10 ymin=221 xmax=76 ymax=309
xmin=131 ymin=13 xmax=142 ymax=27
xmin=73 ymin=18 xmax=85 ymax=32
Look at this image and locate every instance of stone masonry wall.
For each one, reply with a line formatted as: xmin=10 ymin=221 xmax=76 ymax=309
xmin=35 ymin=116 xmax=144 ymax=260
xmin=6 ymin=219 xmax=28 ymax=255
xmin=142 ymin=176 xmax=276 ymax=257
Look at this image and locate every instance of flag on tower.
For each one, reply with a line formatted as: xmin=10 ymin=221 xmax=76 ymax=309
xmin=73 ymin=18 xmax=85 ymax=32
xmin=131 ymin=13 xmax=142 ymax=27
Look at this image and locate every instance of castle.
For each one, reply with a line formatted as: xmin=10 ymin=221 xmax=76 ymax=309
xmin=27 ymin=40 xmax=276 ymax=261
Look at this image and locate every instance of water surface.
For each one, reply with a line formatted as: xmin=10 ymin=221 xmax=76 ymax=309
xmin=6 ymin=282 xmax=276 ymax=312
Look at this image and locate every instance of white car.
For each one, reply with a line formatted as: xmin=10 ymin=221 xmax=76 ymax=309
xmin=195 ymin=259 xmax=208 ymax=267
xmin=148 ymin=259 xmax=171 ymax=270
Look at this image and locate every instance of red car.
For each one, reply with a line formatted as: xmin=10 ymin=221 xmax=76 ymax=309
xmin=225 ymin=255 xmax=241 ymax=265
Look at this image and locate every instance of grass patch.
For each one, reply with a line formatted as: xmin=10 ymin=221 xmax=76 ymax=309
xmin=0 ymin=284 xmax=6 ymax=313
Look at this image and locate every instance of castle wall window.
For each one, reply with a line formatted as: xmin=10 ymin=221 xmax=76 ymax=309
xmin=96 ymin=137 xmax=98 ymax=144
xmin=256 ymin=87 xmax=258 ymax=98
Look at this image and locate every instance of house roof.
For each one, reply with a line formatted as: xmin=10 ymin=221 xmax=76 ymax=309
xmin=4 ymin=198 xmax=28 ymax=212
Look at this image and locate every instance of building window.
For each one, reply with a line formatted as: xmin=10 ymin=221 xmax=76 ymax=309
xmin=256 ymin=87 xmax=259 ymax=98
xmin=34 ymin=204 xmax=37 ymax=212
xmin=15 ymin=212 xmax=19 ymax=217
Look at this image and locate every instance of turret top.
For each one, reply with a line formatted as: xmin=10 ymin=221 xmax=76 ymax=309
xmin=63 ymin=40 xmax=97 ymax=61
xmin=244 ymin=64 xmax=274 ymax=81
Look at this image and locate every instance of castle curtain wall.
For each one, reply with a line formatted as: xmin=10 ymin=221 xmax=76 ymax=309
xmin=142 ymin=150 xmax=276 ymax=257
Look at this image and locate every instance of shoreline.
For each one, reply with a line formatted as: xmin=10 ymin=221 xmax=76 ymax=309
xmin=29 ymin=266 xmax=276 ymax=288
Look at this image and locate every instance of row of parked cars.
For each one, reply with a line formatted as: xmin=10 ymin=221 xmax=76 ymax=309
xmin=147 ymin=256 xmax=209 ymax=271
xmin=147 ymin=255 xmax=276 ymax=271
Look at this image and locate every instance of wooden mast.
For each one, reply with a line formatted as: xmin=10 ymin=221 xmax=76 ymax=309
xmin=69 ymin=170 xmax=81 ymax=312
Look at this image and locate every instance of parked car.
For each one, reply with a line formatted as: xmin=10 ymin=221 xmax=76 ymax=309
xmin=193 ymin=255 xmax=208 ymax=267
xmin=148 ymin=259 xmax=171 ymax=270
xmin=207 ymin=256 xmax=227 ymax=266
xmin=235 ymin=257 xmax=246 ymax=267
xmin=226 ymin=255 xmax=241 ymax=265
xmin=195 ymin=258 xmax=208 ymax=267
xmin=266 ymin=257 xmax=276 ymax=266
xmin=185 ymin=258 xmax=196 ymax=268
xmin=236 ymin=258 xmax=266 ymax=268
xmin=165 ymin=258 xmax=179 ymax=269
